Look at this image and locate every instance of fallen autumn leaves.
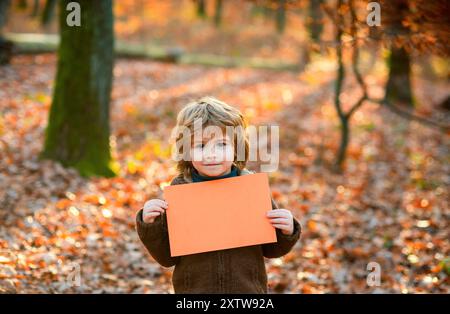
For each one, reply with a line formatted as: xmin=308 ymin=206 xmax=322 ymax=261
xmin=0 ymin=54 xmax=449 ymax=293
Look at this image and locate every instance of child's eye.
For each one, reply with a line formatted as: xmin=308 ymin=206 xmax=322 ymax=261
xmin=194 ymin=143 xmax=204 ymax=149
xmin=217 ymin=142 xmax=227 ymax=147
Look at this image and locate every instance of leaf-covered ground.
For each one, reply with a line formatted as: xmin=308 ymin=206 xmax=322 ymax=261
xmin=0 ymin=54 xmax=449 ymax=293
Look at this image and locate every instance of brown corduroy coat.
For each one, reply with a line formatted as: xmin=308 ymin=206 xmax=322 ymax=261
xmin=135 ymin=168 xmax=301 ymax=293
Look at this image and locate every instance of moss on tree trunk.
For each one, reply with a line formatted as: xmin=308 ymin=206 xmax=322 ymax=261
xmin=383 ymin=0 xmax=413 ymax=107
xmin=275 ymin=0 xmax=286 ymax=34
xmin=214 ymin=0 xmax=223 ymax=27
xmin=41 ymin=0 xmax=57 ymax=26
xmin=385 ymin=46 xmax=413 ymax=106
xmin=41 ymin=0 xmax=115 ymax=178
xmin=308 ymin=0 xmax=323 ymax=43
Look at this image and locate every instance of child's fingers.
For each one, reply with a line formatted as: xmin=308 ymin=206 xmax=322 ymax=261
xmin=150 ymin=207 xmax=165 ymax=213
xmin=143 ymin=212 xmax=161 ymax=222
xmin=144 ymin=201 xmax=167 ymax=211
xmin=266 ymin=209 xmax=290 ymax=218
xmin=269 ymin=217 xmax=290 ymax=225
xmin=143 ymin=211 xmax=161 ymax=223
xmin=271 ymin=223 xmax=289 ymax=230
xmin=267 ymin=209 xmax=288 ymax=215
xmin=144 ymin=204 xmax=165 ymax=212
xmin=145 ymin=211 xmax=161 ymax=217
xmin=152 ymin=199 xmax=168 ymax=208
xmin=145 ymin=199 xmax=168 ymax=208
xmin=143 ymin=206 xmax=165 ymax=215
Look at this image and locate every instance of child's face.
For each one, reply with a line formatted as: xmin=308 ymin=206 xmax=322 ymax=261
xmin=190 ymin=129 xmax=234 ymax=177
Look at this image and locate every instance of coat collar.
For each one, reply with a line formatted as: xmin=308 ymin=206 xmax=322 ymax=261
xmin=182 ymin=167 xmax=253 ymax=183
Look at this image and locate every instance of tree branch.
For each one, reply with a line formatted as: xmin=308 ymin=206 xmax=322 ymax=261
xmin=368 ymin=98 xmax=450 ymax=132
xmin=333 ymin=0 xmax=346 ymax=121
xmin=346 ymin=0 xmax=368 ymax=119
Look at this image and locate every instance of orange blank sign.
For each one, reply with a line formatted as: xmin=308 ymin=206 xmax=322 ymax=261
xmin=163 ymin=173 xmax=277 ymax=257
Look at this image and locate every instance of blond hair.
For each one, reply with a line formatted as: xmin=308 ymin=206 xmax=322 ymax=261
xmin=171 ymin=96 xmax=249 ymax=180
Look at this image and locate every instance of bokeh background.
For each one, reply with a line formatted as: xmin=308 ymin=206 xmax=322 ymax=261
xmin=0 ymin=0 xmax=449 ymax=293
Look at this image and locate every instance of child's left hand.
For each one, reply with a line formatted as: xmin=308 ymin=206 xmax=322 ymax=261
xmin=267 ymin=209 xmax=294 ymax=235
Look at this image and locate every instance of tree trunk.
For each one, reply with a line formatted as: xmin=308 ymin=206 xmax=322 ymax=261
xmin=383 ymin=0 xmax=413 ymax=106
xmin=197 ymin=0 xmax=206 ymax=19
xmin=18 ymin=0 xmax=27 ymax=10
xmin=41 ymin=0 xmax=57 ymax=26
xmin=41 ymin=0 xmax=115 ymax=177
xmin=334 ymin=46 xmax=348 ymax=171
xmin=385 ymin=46 xmax=413 ymax=106
xmin=0 ymin=0 xmax=12 ymax=65
xmin=275 ymin=0 xmax=286 ymax=34
xmin=333 ymin=0 xmax=347 ymax=171
xmin=308 ymin=0 xmax=323 ymax=43
xmin=214 ymin=0 xmax=222 ymax=27
xmin=31 ymin=0 xmax=40 ymax=17
xmin=0 ymin=0 xmax=10 ymax=29
xmin=336 ymin=117 xmax=349 ymax=169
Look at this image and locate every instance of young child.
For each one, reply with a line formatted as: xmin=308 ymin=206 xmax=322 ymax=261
xmin=136 ymin=96 xmax=301 ymax=293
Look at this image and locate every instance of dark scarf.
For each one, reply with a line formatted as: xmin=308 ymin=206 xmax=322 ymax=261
xmin=191 ymin=165 xmax=239 ymax=182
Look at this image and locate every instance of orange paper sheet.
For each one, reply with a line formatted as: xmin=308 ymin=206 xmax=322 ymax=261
xmin=163 ymin=173 xmax=277 ymax=257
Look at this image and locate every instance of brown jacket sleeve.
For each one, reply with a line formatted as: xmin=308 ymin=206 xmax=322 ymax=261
xmin=261 ymin=198 xmax=302 ymax=258
xmin=135 ymin=208 xmax=179 ymax=267
xmin=135 ymin=176 xmax=184 ymax=267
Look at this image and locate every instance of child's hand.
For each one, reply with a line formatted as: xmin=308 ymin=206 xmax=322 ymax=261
xmin=142 ymin=199 xmax=168 ymax=224
xmin=267 ymin=209 xmax=294 ymax=235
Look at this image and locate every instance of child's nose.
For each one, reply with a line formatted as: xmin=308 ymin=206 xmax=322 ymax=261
xmin=203 ymin=147 xmax=218 ymax=160
xmin=203 ymin=150 xmax=216 ymax=160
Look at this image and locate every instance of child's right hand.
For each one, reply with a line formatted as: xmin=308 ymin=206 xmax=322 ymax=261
xmin=142 ymin=199 xmax=168 ymax=224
